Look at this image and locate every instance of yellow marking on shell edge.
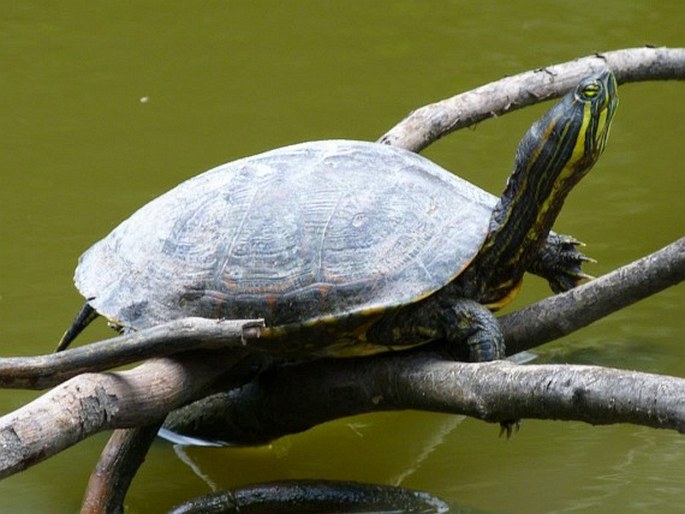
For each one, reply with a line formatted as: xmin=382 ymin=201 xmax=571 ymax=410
xmin=485 ymin=279 xmax=523 ymax=311
xmin=259 ymin=304 xmax=387 ymax=341
xmin=352 ymin=313 xmax=384 ymax=342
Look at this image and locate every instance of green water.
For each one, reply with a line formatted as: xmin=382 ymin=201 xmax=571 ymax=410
xmin=0 ymin=2 xmax=683 ymax=512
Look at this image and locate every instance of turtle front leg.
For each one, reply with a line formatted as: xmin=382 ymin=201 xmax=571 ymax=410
xmin=529 ymin=232 xmax=595 ymax=293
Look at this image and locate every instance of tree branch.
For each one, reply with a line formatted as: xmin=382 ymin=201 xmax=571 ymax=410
xmin=0 ymin=352 xmax=252 ymax=478
xmin=163 ymin=355 xmax=685 ymax=446
xmin=379 ymin=46 xmax=685 ymax=152
xmin=80 ymin=424 xmax=162 ymax=514
xmin=502 ymin=237 xmax=685 ymax=354
xmin=0 ymin=49 xmax=682 ymax=493
xmin=0 ymin=318 xmax=263 ymax=390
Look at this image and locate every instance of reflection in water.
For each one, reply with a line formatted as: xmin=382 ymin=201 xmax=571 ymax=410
xmin=173 ymin=444 xmax=220 ymax=493
xmin=390 ymin=416 xmax=467 ymax=487
xmin=551 ymin=428 xmax=685 ymax=513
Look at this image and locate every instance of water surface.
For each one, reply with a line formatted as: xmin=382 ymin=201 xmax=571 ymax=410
xmin=0 ymin=2 xmax=683 ymax=512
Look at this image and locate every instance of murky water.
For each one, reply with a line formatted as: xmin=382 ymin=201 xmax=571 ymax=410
xmin=0 ymin=2 xmax=683 ymax=512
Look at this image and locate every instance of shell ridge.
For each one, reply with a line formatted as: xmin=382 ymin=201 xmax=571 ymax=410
xmin=75 ymin=140 xmax=496 ymax=332
xmin=214 ymin=163 xmax=269 ymax=287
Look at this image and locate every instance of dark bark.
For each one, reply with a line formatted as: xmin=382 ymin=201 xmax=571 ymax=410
xmin=164 ymin=355 xmax=685 ymax=446
xmin=168 ymin=480 xmax=448 ymax=514
xmin=80 ymin=424 xmax=162 ymax=514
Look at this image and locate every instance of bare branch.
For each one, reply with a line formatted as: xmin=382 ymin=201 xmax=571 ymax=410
xmin=379 ymin=47 xmax=685 ymax=152
xmin=80 ymin=424 xmax=161 ymax=514
xmin=502 ymin=237 xmax=685 ymax=354
xmin=0 ymin=352 xmax=249 ymax=478
xmin=0 ymin=318 xmax=262 ymax=390
xmin=163 ymin=355 xmax=685 ymax=445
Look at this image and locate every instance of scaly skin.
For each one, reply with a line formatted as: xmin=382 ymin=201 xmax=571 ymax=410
xmin=370 ymin=70 xmax=618 ymax=363
xmin=531 ymin=233 xmax=595 ymax=293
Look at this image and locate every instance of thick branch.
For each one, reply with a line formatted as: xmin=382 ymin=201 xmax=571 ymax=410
xmin=0 ymin=352 xmax=252 ymax=478
xmin=380 ymin=47 xmax=685 ymax=151
xmin=164 ymin=356 xmax=685 ymax=445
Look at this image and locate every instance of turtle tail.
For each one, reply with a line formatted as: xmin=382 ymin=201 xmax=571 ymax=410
xmin=56 ymin=302 xmax=99 ymax=352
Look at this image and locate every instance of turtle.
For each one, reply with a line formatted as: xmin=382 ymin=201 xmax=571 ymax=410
xmin=58 ymin=70 xmax=618 ymax=369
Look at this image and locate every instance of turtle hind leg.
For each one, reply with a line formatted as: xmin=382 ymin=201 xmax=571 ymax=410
xmin=447 ymin=298 xmax=505 ymax=361
xmin=56 ymin=302 xmax=99 ymax=352
xmin=371 ymin=298 xmax=516 ymax=434
xmin=370 ymin=297 xmax=506 ymax=362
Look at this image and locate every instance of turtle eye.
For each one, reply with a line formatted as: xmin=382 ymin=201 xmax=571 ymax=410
xmin=579 ymin=81 xmax=601 ymax=100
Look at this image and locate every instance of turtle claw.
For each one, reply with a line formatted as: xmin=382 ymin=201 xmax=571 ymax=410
xmin=499 ymin=419 xmax=521 ymax=439
xmin=530 ymin=233 xmax=597 ymax=293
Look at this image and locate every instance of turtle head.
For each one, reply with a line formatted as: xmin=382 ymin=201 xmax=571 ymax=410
xmin=574 ymin=69 xmax=619 ymax=163
xmin=496 ymin=69 xmax=619 ymax=242
xmin=517 ymin=69 xmax=618 ymax=192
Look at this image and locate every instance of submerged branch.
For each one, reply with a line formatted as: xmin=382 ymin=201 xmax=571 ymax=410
xmin=168 ymin=480 xmax=449 ymax=514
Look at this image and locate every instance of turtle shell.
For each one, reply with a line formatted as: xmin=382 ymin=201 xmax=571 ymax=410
xmin=75 ymin=140 xmax=496 ymax=335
